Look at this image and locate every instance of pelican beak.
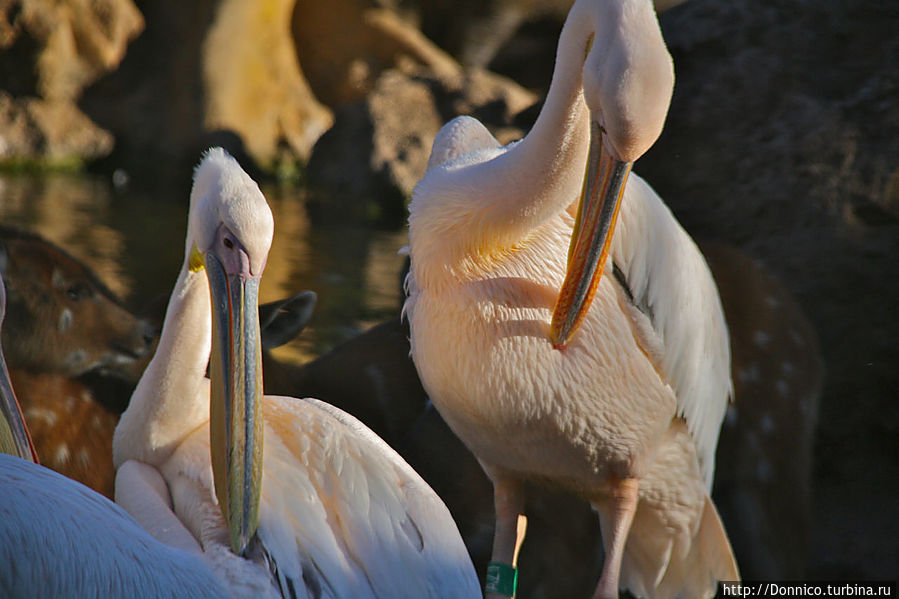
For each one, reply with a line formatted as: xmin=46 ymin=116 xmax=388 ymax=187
xmin=0 ymin=281 xmax=38 ymax=462
xmin=0 ymin=352 xmax=38 ymax=463
xmin=204 ymin=248 xmax=264 ymax=557
xmin=550 ymin=119 xmax=632 ymax=349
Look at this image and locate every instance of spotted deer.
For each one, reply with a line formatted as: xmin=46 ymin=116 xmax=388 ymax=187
xmin=703 ymin=241 xmax=824 ymax=580
xmin=0 ymin=226 xmax=155 ymax=497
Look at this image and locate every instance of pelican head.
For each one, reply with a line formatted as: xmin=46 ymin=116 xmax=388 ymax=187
xmin=551 ymin=0 xmax=674 ymax=348
xmin=188 ymin=148 xmax=274 ymax=557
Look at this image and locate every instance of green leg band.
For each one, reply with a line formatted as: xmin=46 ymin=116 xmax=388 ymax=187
xmin=485 ymin=561 xmax=518 ymax=597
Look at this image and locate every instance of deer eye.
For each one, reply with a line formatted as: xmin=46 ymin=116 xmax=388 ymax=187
xmin=66 ymin=283 xmax=92 ymax=301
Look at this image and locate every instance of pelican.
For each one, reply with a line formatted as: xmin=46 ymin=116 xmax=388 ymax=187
xmin=404 ymin=0 xmax=739 ymax=597
xmin=0 ymin=275 xmax=228 ymax=598
xmin=112 ymin=148 xmax=479 ymax=598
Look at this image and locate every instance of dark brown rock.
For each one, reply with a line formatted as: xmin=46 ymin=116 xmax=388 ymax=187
xmin=292 ymin=0 xmax=461 ymax=108
xmin=83 ymin=0 xmax=332 ymax=180
xmin=639 ymin=0 xmax=899 ymax=579
xmin=0 ymin=93 xmax=112 ymax=164
xmin=306 ymin=64 xmax=535 ymax=224
xmin=0 ymin=0 xmax=142 ymax=165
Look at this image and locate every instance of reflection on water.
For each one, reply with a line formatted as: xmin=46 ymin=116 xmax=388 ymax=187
xmin=0 ymin=172 xmax=408 ymax=364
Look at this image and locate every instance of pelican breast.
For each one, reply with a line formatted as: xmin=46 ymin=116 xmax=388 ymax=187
xmin=407 ymin=179 xmax=678 ymax=490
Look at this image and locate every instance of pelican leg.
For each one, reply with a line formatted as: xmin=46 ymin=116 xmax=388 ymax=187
xmin=485 ymin=470 xmax=527 ymax=598
xmin=592 ymin=477 xmax=639 ymax=599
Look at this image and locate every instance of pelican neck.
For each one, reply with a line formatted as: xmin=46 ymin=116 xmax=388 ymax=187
xmin=114 ymin=263 xmax=213 ymax=468
xmin=522 ymin=2 xmax=594 ymax=164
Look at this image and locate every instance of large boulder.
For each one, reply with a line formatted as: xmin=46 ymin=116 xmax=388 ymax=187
xmin=0 ymin=0 xmax=143 ymax=102
xmin=306 ymin=62 xmax=536 ymax=225
xmin=638 ymin=0 xmax=899 ymax=579
xmin=0 ymin=93 xmax=112 ymax=165
xmin=0 ymin=0 xmax=143 ymax=165
xmin=202 ymin=0 xmax=333 ymax=168
xmin=83 ymin=0 xmax=332 ymax=180
xmin=292 ymin=0 xmax=460 ymax=107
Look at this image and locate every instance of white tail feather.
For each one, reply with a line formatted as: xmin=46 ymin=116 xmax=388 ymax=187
xmin=596 ymin=492 xmax=738 ymax=599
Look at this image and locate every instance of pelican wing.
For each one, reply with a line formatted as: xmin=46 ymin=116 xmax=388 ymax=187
xmin=611 ymin=175 xmax=733 ymax=489
xmin=0 ymin=454 xmax=227 ymax=598
xmin=257 ymin=396 xmax=479 ymax=599
xmin=424 ymin=116 xmax=503 ymax=171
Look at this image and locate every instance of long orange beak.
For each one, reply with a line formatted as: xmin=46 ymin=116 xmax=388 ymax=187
xmin=204 ymin=248 xmax=264 ymax=558
xmin=550 ymin=120 xmax=632 ymax=349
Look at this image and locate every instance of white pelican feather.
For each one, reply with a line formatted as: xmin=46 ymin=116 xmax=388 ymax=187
xmin=0 ymin=454 xmax=228 ymax=599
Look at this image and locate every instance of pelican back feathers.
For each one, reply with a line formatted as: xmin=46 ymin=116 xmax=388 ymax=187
xmin=611 ymin=175 xmax=732 ymax=490
xmin=0 ymin=454 xmax=227 ymax=599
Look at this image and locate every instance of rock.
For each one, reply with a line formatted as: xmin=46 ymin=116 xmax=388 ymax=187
xmin=306 ymin=63 xmax=536 ymax=224
xmin=202 ymin=0 xmax=332 ymax=167
xmin=306 ymin=68 xmax=442 ymax=224
xmin=398 ymin=0 xmax=684 ymax=69
xmin=0 ymin=93 xmax=112 ymax=165
xmin=3 ymin=0 xmax=144 ymax=102
xmin=83 ymin=0 xmax=333 ymax=179
xmin=0 ymin=0 xmax=142 ymax=166
xmin=292 ymin=0 xmax=461 ymax=107
xmin=637 ymin=0 xmax=899 ymax=579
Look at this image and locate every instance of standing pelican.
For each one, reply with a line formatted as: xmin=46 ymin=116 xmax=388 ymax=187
xmin=405 ymin=0 xmax=739 ymax=597
xmin=0 ymin=275 xmax=228 ymax=599
xmin=112 ymin=148 xmax=479 ymax=598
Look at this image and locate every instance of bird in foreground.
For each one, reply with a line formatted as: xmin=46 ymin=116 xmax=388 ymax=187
xmin=405 ymin=0 xmax=739 ymax=597
xmin=0 ymin=275 xmax=228 ymax=599
xmin=112 ymin=148 xmax=479 ymax=598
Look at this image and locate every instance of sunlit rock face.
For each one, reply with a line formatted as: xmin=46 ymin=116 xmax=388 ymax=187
xmin=0 ymin=0 xmax=142 ymax=165
xmin=79 ymin=0 xmax=333 ymax=179
xmin=306 ymin=64 xmax=535 ymax=225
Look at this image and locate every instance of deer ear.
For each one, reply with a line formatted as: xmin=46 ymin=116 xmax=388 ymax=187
xmin=259 ymin=290 xmax=317 ymax=351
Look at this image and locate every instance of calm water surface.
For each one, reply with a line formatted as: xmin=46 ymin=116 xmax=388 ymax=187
xmin=0 ymin=172 xmax=409 ymax=364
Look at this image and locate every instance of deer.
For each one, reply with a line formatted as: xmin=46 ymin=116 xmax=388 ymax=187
xmin=0 ymin=226 xmax=156 ymax=497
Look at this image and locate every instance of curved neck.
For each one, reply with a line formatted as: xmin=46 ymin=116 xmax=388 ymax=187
xmin=451 ymin=5 xmax=595 ymax=248
xmin=113 ymin=262 xmax=212 ymax=468
xmin=524 ymin=4 xmax=593 ymax=168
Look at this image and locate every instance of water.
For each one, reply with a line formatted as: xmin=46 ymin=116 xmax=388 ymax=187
xmin=0 ymin=171 xmax=409 ymax=365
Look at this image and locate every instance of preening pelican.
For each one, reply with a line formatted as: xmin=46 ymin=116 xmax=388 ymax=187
xmin=0 ymin=276 xmax=228 ymax=599
xmin=112 ymin=148 xmax=479 ymax=598
xmin=405 ymin=0 xmax=739 ymax=597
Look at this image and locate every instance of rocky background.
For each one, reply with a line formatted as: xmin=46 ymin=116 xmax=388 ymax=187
xmin=1 ymin=0 xmax=896 ymax=581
